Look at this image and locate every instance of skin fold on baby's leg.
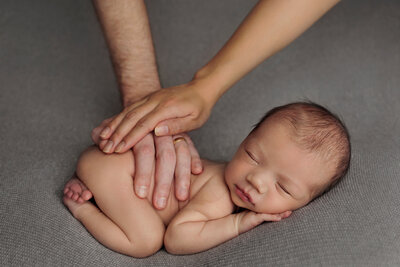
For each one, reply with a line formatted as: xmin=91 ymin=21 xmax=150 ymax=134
xmin=63 ymin=146 xmax=165 ymax=258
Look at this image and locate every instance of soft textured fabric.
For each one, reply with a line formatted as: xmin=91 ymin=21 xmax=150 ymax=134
xmin=1 ymin=0 xmax=399 ymax=266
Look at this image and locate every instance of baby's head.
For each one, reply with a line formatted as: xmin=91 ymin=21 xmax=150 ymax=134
xmin=224 ymin=101 xmax=351 ymax=214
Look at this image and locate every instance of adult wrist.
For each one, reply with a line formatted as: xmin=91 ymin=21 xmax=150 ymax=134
xmin=192 ymin=64 xmax=232 ymax=106
xmin=120 ymin=81 xmax=161 ymax=108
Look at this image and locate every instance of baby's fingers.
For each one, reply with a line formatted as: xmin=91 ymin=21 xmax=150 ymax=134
xmin=259 ymin=213 xmax=283 ymax=222
xmin=280 ymin=210 xmax=292 ymax=218
xmin=260 ymin=211 xmax=292 ymax=221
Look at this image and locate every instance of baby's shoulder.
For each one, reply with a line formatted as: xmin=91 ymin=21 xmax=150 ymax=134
xmin=189 ymin=159 xmax=225 ymax=193
xmin=187 ymin=160 xmax=234 ymax=217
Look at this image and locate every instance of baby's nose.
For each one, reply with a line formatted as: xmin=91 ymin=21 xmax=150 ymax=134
xmin=247 ymin=174 xmax=268 ymax=194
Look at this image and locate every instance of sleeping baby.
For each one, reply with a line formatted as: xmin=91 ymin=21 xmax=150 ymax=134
xmin=63 ymin=101 xmax=351 ymax=257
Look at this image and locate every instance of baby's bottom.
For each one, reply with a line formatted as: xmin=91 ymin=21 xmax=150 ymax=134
xmin=63 ymin=145 xmax=175 ymax=258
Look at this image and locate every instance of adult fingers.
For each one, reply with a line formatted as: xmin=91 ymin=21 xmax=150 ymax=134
xmin=153 ymin=99 xmax=208 ymax=137
xmin=154 ymin=116 xmax=199 ymax=137
xmin=91 ymin=116 xmax=116 ymax=145
xmin=113 ymin=106 xmax=191 ymax=154
xmin=153 ymin=135 xmax=176 ymax=210
xmin=102 ymin=101 xmax=157 ymax=153
xmin=172 ymin=135 xmax=191 ymax=201
xmin=98 ymin=97 xmax=148 ymax=141
xmin=180 ymin=133 xmax=203 ymax=174
xmin=132 ymin=133 xmax=155 ymax=199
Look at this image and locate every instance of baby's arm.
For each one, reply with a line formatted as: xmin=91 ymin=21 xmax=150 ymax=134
xmin=164 ymin=178 xmax=290 ymax=254
xmin=164 ymin=201 xmax=238 ymax=254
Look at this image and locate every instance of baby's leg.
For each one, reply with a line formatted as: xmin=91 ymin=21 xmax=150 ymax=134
xmin=64 ymin=145 xmax=164 ymax=258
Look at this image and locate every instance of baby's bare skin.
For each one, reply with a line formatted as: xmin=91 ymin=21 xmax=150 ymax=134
xmin=64 ymin=119 xmax=335 ymax=256
xmin=63 ymin=146 xmax=237 ymax=257
xmin=64 ymin=175 xmax=92 ymax=203
xmin=63 ymin=146 xmax=222 ymax=227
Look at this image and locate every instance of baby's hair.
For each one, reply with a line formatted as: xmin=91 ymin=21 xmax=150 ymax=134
xmin=251 ymin=101 xmax=351 ymax=199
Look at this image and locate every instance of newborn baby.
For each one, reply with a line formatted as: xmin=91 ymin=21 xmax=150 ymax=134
xmin=63 ymin=101 xmax=351 ymax=258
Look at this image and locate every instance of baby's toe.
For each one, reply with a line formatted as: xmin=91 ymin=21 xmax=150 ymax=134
xmin=72 ymin=193 xmax=79 ymax=201
xmin=70 ymin=183 xmax=83 ymax=194
xmin=81 ymin=190 xmax=93 ymax=201
xmin=66 ymin=190 xmax=73 ymax=199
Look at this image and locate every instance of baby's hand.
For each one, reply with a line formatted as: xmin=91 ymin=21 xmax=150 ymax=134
xmin=235 ymin=210 xmax=292 ymax=235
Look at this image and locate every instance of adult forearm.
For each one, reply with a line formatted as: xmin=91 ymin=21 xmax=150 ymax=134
xmin=193 ymin=0 xmax=340 ymax=103
xmin=92 ymin=0 xmax=161 ymax=107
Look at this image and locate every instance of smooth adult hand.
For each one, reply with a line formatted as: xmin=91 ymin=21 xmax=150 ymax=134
xmin=96 ymin=79 xmax=216 ymax=154
xmin=92 ymin=120 xmax=203 ymax=209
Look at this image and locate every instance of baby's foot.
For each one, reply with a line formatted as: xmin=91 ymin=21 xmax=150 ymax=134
xmin=63 ymin=175 xmax=93 ymax=204
xmin=63 ymin=195 xmax=85 ymax=219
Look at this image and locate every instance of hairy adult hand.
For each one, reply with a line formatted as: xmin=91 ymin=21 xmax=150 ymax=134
xmin=92 ymin=121 xmax=203 ymax=209
xmin=96 ymin=80 xmax=216 ymax=154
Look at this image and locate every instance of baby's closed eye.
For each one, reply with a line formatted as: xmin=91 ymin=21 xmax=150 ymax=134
xmin=277 ymin=183 xmax=291 ymax=196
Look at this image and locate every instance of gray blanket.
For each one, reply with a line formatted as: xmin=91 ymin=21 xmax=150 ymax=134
xmin=1 ymin=0 xmax=399 ymax=266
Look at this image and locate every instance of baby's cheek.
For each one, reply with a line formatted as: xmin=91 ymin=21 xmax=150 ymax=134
xmin=224 ymin=163 xmax=237 ymax=181
xmin=255 ymin=197 xmax=291 ymax=214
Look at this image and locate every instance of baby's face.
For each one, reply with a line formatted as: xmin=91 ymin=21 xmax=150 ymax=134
xmin=224 ymin=119 xmax=332 ymax=214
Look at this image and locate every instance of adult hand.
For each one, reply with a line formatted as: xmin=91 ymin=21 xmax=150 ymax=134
xmin=96 ymin=79 xmax=217 ymax=154
xmin=92 ymin=120 xmax=203 ymax=209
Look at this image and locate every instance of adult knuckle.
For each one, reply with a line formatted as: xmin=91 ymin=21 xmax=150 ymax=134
xmin=177 ymin=144 xmax=189 ymax=154
xmin=136 ymin=120 xmax=147 ymax=129
xmin=110 ymin=130 xmax=122 ymax=141
xmin=157 ymin=148 xmax=176 ymax=162
xmin=159 ymin=98 xmax=176 ymax=109
xmin=126 ymin=110 xmax=138 ymax=120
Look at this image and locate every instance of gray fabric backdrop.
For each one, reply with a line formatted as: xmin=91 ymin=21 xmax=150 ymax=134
xmin=1 ymin=0 xmax=399 ymax=266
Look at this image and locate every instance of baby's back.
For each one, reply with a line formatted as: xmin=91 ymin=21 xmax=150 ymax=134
xmin=74 ymin=145 xmax=235 ymax=257
xmin=127 ymin=151 xmax=228 ymax=225
xmin=78 ymin=146 xmax=232 ymax=226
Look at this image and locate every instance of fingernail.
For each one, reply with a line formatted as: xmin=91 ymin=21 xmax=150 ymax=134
xmin=103 ymin=140 xmax=113 ymax=153
xmin=157 ymin=197 xmax=166 ymax=208
xmin=196 ymin=163 xmax=202 ymax=172
xmin=155 ymin=126 xmax=168 ymax=136
xmin=136 ymin=186 xmax=147 ymax=198
xmin=100 ymin=127 xmax=110 ymax=138
xmin=115 ymin=141 xmax=125 ymax=153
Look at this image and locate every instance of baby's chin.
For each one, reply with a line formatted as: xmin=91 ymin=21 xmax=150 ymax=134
xmin=229 ymin=190 xmax=258 ymax=211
